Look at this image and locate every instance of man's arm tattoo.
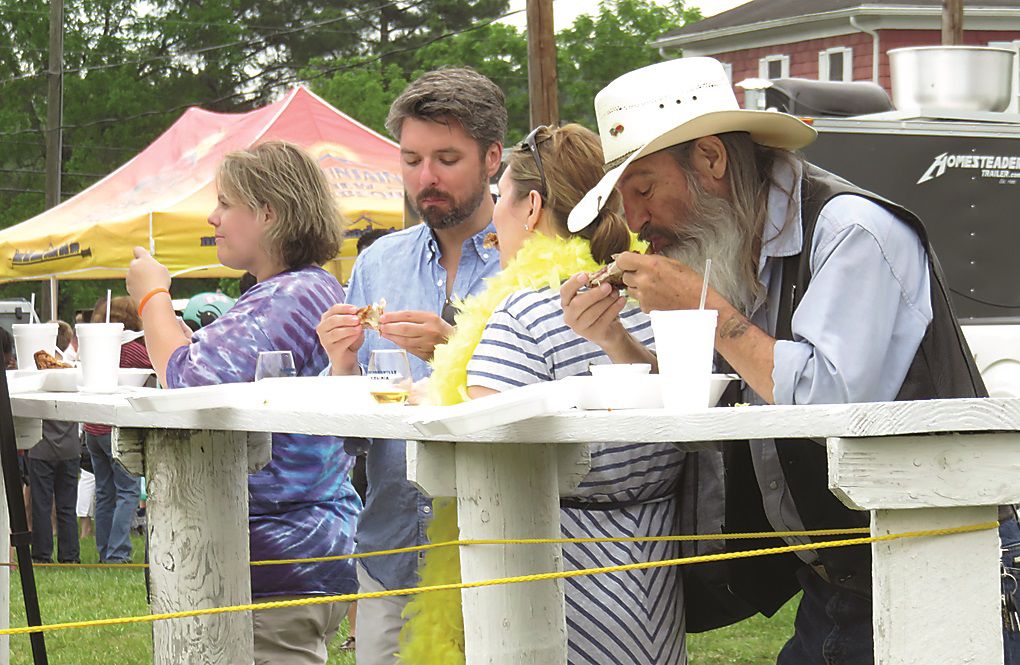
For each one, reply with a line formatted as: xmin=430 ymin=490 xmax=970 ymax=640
xmin=719 ymin=314 xmax=751 ymax=339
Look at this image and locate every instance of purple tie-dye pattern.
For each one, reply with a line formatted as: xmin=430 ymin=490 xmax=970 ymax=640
xmin=166 ymin=266 xmax=360 ymax=598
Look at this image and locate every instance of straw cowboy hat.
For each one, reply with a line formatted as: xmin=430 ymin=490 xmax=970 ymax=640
xmin=567 ymin=57 xmax=817 ymax=232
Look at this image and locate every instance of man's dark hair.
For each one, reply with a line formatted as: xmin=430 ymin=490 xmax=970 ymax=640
xmin=385 ymin=68 xmax=507 ymax=152
xmin=239 ymin=272 xmax=257 ymax=295
xmin=357 ymin=229 xmax=392 ymax=255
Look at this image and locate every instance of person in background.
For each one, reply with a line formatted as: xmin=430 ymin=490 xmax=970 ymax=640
xmin=239 ymin=272 xmax=257 ymax=296
xmin=76 ymin=434 xmax=94 ymax=540
xmin=27 ymin=320 xmax=81 ymax=564
xmin=0 ymin=326 xmax=13 ymax=369
xmin=126 ymin=140 xmax=360 ymax=665
xmin=70 ymin=309 xmax=92 ymax=539
xmin=316 ymin=67 xmax=505 ymax=665
xmin=84 ymin=296 xmax=150 ymax=563
xmin=355 ymin=228 xmax=391 ymax=255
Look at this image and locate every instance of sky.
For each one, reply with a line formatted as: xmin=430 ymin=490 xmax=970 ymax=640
xmin=502 ymin=0 xmax=750 ymax=30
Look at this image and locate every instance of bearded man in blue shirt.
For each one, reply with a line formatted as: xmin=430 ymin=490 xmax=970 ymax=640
xmin=561 ymin=57 xmax=1014 ymax=665
xmin=316 ymin=67 xmax=504 ymax=665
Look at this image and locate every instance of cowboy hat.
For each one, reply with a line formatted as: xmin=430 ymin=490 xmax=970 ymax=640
xmin=567 ymin=57 xmax=817 ymax=232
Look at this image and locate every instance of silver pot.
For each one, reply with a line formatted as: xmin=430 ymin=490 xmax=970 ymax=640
xmin=888 ymin=46 xmax=1015 ymax=112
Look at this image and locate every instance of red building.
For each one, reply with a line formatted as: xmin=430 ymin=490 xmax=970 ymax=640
xmin=653 ymin=0 xmax=1020 ymax=108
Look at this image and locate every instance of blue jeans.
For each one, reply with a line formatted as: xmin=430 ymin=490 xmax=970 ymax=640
xmin=778 ymin=565 xmax=873 ymax=665
xmin=779 ymin=518 xmax=1020 ymax=665
xmin=1000 ymin=516 xmax=1020 ymax=664
xmin=86 ymin=432 xmax=140 ymax=563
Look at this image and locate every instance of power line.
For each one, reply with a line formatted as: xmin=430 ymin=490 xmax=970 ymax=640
xmin=0 ymin=0 xmax=428 ymax=86
xmin=0 ymin=167 xmax=108 ymax=178
xmin=0 ymin=5 xmax=388 ymax=34
xmin=0 ymin=138 xmax=136 ymax=153
xmin=0 ymin=6 xmax=525 ymax=139
xmin=0 ymin=187 xmax=45 ymax=194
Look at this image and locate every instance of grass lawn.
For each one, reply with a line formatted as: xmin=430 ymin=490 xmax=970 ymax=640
xmin=8 ymin=533 xmax=797 ymax=663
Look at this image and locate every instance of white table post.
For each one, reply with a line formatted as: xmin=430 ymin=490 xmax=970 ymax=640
xmin=828 ymin=432 xmax=1020 ymax=665
xmin=145 ymin=429 xmax=252 ymax=665
xmin=409 ymin=440 xmax=589 ymax=664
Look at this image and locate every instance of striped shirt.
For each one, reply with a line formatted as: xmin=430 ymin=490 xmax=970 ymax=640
xmin=467 ymin=287 xmax=688 ymax=665
xmin=84 ymin=340 xmax=152 ymax=436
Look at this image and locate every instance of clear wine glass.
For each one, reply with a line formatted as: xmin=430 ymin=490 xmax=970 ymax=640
xmin=367 ymin=349 xmax=412 ymax=405
xmin=255 ymin=350 xmax=297 ymax=381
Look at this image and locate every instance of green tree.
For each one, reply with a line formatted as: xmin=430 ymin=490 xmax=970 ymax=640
xmin=310 ymin=0 xmax=699 ymax=143
xmin=0 ymin=0 xmax=514 ymax=230
xmin=557 ymin=0 xmax=701 ymax=129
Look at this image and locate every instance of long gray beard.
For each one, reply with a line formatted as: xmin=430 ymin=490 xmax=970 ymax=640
xmin=659 ymin=195 xmax=756 ymax=317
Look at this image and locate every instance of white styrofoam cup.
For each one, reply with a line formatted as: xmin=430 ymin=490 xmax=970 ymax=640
xmin=76 ymin=322 xmax=124 ymax=393
xmin=649 ymin=309 xmax=718 ymax=411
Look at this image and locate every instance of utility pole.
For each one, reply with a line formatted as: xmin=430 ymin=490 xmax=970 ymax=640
xmin=942 ymin=0 xmax=964 ymax=45
xmin=45 ymin=0 xmax=64 ymax=210
xmin=526 ymin=0 xmax=559 ymax=128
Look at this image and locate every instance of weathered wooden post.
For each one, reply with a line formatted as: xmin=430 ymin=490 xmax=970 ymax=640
xmin=144 ymin=429 xmax=252 ymax=665
xmin=409 ymin=439 xmax=589 ymax=664
xmin=829 ymin=432 xmax=1020 ymax=664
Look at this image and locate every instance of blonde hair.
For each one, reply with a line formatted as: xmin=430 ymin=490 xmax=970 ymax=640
xmin=216 ymin=141 xmax=345 ymax=269
xmin=506 ymin=124 xmax=629 ymax=264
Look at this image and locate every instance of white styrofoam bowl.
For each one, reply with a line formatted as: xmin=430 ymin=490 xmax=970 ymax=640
xmin=578 ymin=373 xmax=738 ymax=410
xmin=118 ymin=368 xmax=156 ymax=387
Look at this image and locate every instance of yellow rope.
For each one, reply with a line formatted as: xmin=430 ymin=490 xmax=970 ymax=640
xmin=0 ymin=520 xmax=996 ymax=637
xmin=0 ymin=527 xmax=874 ymax=570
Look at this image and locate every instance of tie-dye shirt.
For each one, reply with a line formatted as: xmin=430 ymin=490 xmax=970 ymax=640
xmin=166 ymin=266 xmax=360 ymax=598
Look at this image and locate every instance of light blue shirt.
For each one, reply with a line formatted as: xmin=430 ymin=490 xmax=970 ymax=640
xmin=345 ymin=222 xmax=500 ymax=590
xmin=746 ymin=160 xmax=932 ymax=561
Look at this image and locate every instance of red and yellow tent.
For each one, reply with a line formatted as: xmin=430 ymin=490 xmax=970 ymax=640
xmin=0 ymin=86 xmax=405 ymax=284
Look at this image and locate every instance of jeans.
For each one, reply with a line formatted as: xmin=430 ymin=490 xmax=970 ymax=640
xmin=778 ymin=566 xmax=873 ymax=665
xmin=779 ymin=518 xmax=1020 ymax=665
xmin=1000 ymin=516 xmax=1020 ymax=664
xmin=86 ymin=432 xmax=140 ymax=563
xmin=27 ymin=457 xmax=79 ymax=563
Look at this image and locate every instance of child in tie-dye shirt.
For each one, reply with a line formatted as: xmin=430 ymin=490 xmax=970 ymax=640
xmin=127 ymin=141 xmax=358 ymax=665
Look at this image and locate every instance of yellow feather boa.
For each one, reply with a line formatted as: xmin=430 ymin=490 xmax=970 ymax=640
xmin=397 ymin=232 xmax=636 ymax=663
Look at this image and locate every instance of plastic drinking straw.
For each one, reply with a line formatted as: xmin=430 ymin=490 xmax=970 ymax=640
xmin=29 ymin=293 xmax=37 ymax=323
xmin=105 ymin=289 xmax=112 ymax=323
xmin=698 ymin=258 xmax=712 ymax=310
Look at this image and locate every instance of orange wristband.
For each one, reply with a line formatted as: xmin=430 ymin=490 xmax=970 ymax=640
xmin=137 ymin=288 xmax=170 ymax=317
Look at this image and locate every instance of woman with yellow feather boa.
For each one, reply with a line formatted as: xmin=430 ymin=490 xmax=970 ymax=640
xmin=399 ymin=124 xmax=688 ymax=664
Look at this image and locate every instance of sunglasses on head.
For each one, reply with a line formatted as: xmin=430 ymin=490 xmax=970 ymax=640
xmin=520 ymin=125 xmax=550 ymax=198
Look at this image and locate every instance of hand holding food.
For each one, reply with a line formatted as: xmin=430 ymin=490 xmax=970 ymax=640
xmin=316 ymin=303 xmax=366 ymax=375
xmin=356 ymin=298 xmax=387 ymax=330
xmin=377 ymin=310 xmax=454 ymax=362
xmin=588 ymin=260 xmax=625 ymax=289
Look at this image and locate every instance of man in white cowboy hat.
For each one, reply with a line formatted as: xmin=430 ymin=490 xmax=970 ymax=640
xmin=561 ymin=57 xmax=994 ymax=664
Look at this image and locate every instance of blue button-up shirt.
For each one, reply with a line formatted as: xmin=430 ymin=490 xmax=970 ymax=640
xmin=746 ymin=160 xmax=932 ymax=562
xmin=344 ymin=222 xmax=500 ymax=590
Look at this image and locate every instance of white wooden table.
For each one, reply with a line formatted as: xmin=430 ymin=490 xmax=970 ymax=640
xmin=9 ymin=383 xmax=1020 ymax=665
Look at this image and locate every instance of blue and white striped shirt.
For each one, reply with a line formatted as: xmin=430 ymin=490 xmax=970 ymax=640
xmin=468 ymin=287 xmax=688 ymax=665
